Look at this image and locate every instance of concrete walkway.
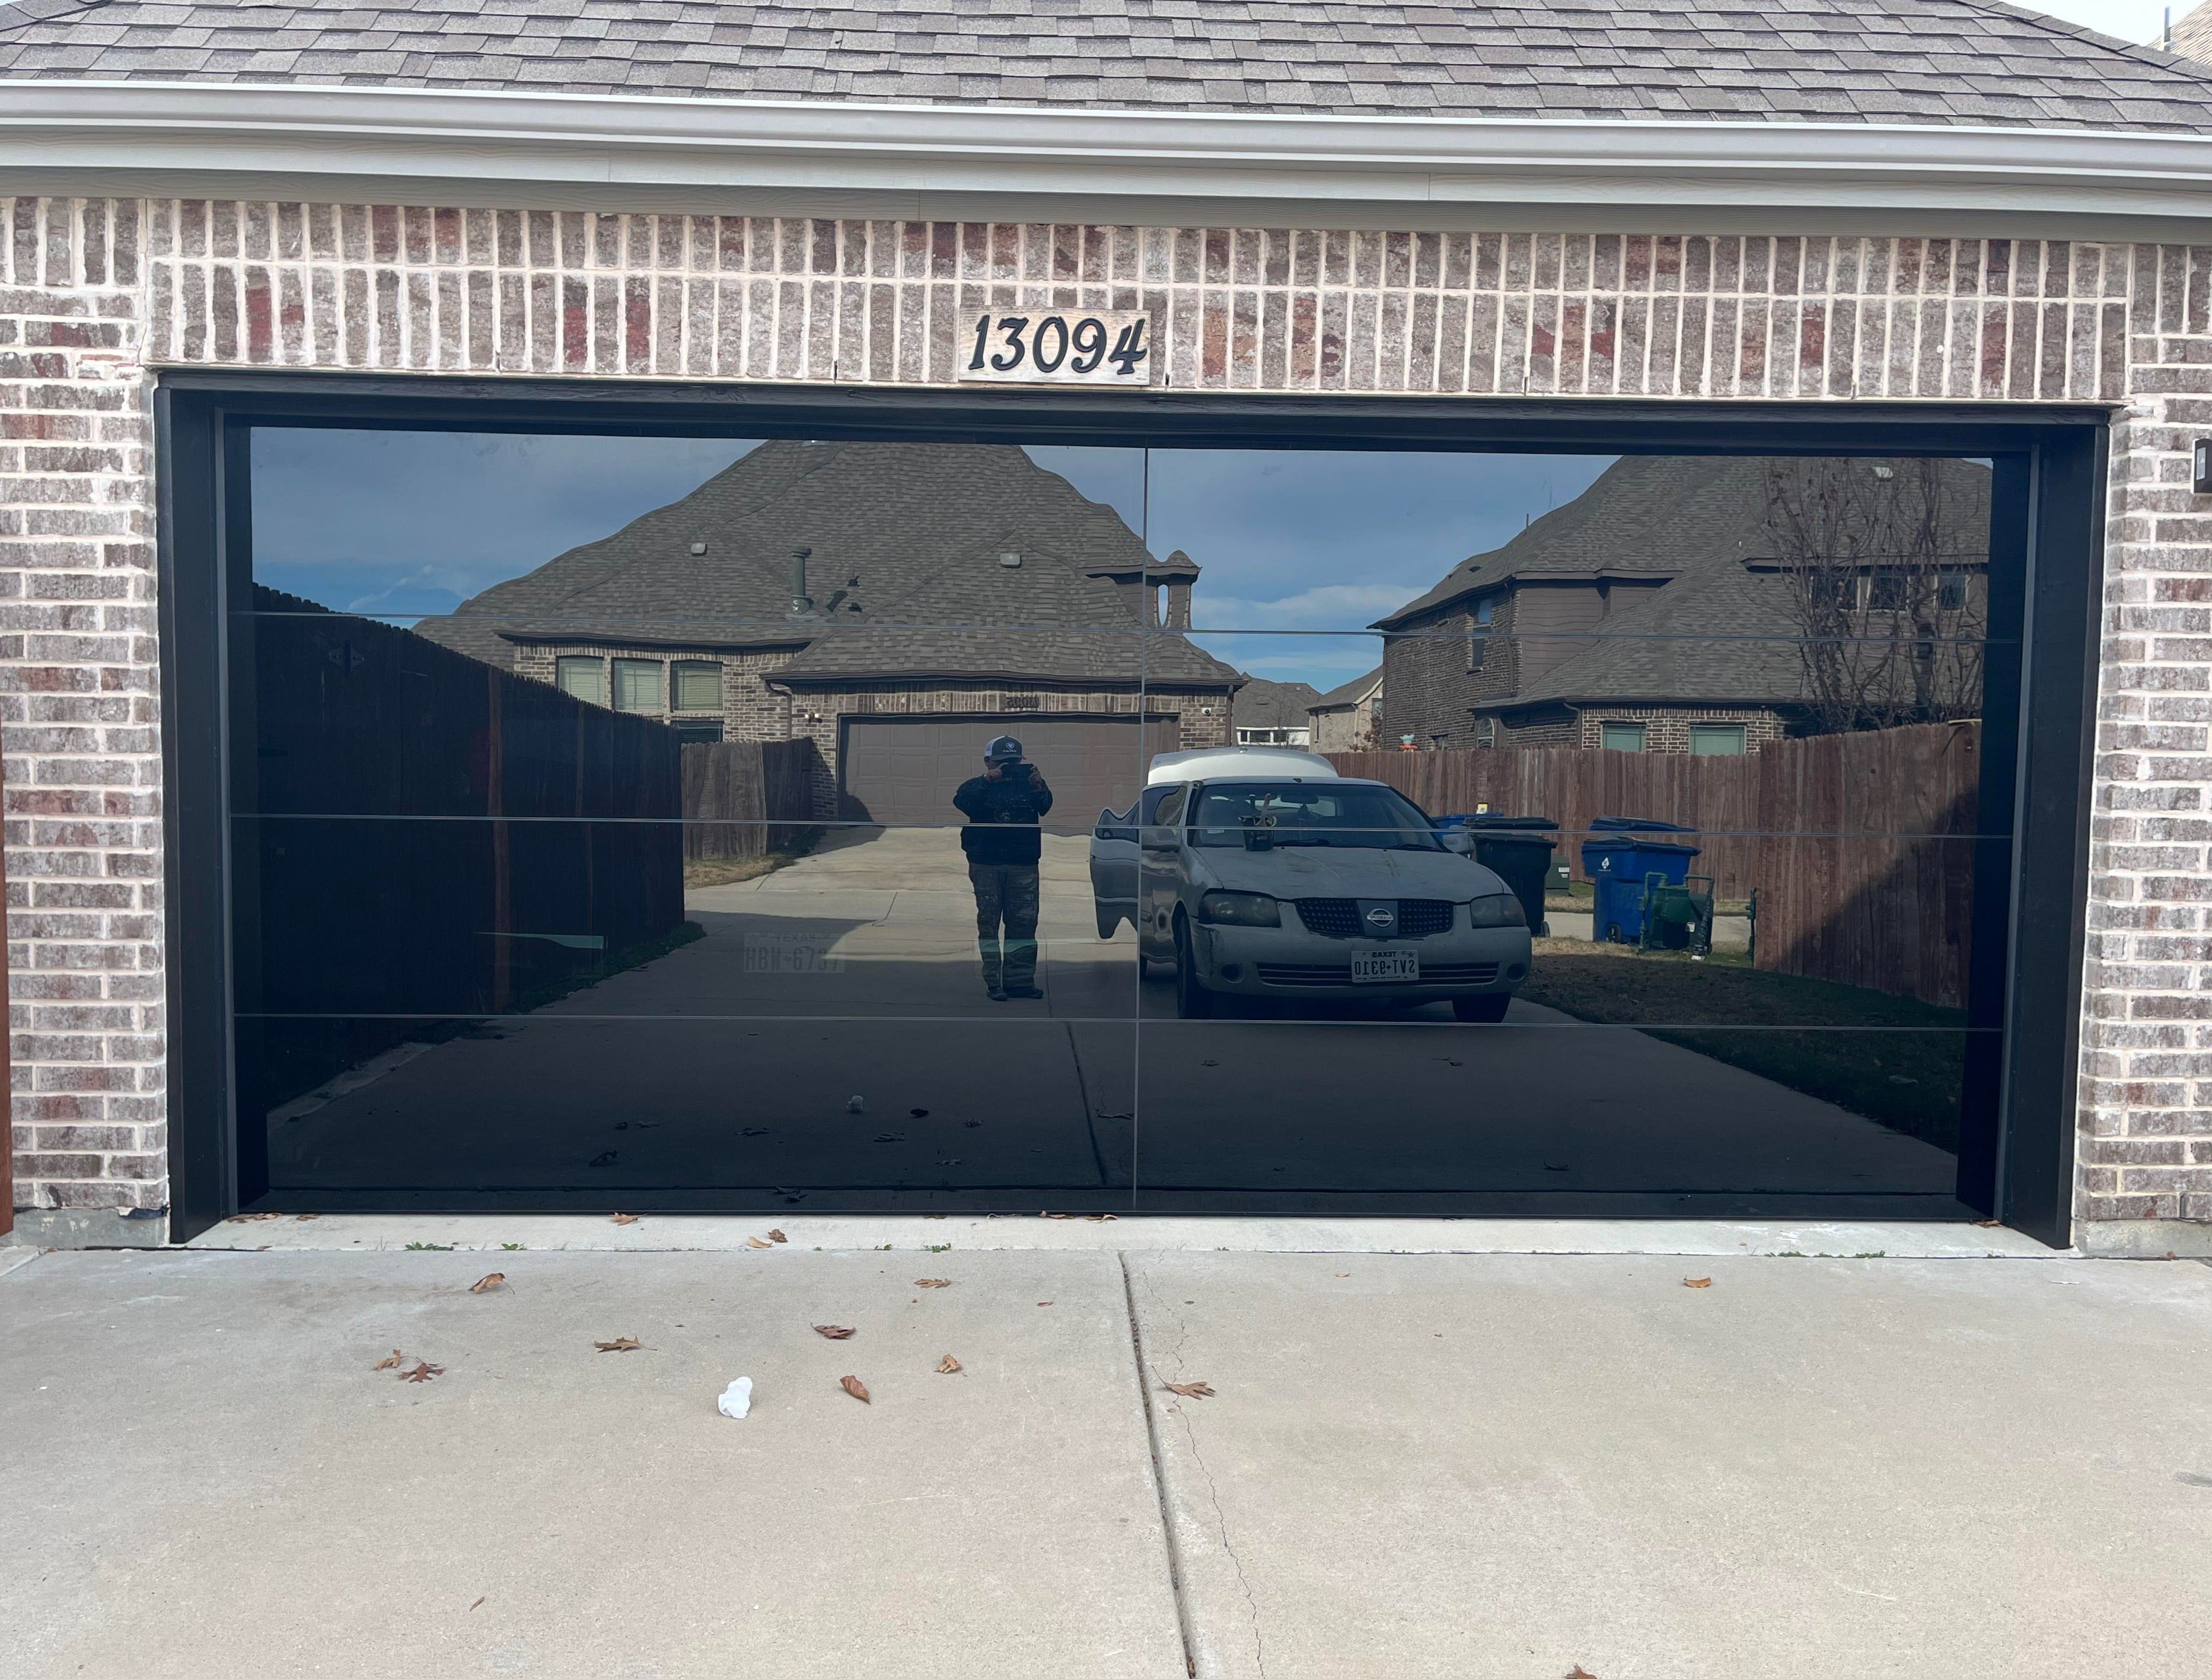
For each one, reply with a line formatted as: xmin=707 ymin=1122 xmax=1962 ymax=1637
xmin=7 ymin=1233 xmax=2211 ymax=1679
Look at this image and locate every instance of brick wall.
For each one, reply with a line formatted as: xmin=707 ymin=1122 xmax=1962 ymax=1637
xmin=1 ymin=199 xmax=162 ymax=1225
xmin=1572 ymin=707 xmax=1794 ymax=754
xmin=1 ymin=195 xmax=2205 ymax=1246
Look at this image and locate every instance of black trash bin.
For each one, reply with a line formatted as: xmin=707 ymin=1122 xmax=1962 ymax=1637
xmin=1437 ymin=814 xmax=1558 ymax=936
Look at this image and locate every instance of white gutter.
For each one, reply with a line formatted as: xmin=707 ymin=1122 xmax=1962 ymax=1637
xmin=5 ymin=79 xmax=2212 ymax=234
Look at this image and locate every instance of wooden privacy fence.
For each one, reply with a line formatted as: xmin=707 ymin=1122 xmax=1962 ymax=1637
xmin=681 ymin=739 xmax=825 ymax=860
xmin=1331 ymin=721 xmax=1983 ymax=1006
xmin=243 ymin=588 xmax=688 ymax=1117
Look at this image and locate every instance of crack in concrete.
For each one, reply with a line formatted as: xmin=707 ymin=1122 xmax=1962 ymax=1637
xmin=1127 ymin=1256 xmax=1267 ymax=1679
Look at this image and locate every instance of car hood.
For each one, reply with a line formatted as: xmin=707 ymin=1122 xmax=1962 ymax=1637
xmin=1192 ymin=845 xmax=1507 ymax=900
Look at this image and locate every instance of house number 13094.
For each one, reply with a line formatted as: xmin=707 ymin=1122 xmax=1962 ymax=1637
xmin=960 ymin=311 xmax=1154 ymax=385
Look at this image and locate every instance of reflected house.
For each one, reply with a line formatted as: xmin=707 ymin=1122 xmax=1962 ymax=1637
xmin=1306 ymin=667 xmax=1385 ymax=751
xmin=414 ymin=442 xmax=1241 ymax=822
xmin=1373 ymin=456 xmax=1990 ymax=753
xmin=1231 ymin=676 xmax=1321 ymax=747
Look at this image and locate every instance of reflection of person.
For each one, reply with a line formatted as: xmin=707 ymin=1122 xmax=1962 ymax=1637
xmin=953 ymin=735 xmax=1054 ymax=1002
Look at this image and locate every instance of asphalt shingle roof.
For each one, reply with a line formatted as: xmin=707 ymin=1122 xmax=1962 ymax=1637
xmin=1389 ymin=454 xmax=1994 ymax=710
xmin=1310 ymin=665 xmax=1383 ymax=710
xmin=1231 ymin=674 xmax=1323 ymax=730
xmin=414 ymin=438 xmax=1238 ymax=689
xmin=4 ymin=1 xmax=2212 ymax=130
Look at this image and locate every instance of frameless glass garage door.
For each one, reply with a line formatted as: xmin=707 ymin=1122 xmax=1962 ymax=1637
xmin=233 ymin=432 xmax=1997 ymax=1215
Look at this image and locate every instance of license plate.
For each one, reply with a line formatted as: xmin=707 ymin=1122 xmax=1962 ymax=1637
xmin=1350 ymin=948 xmax=1419 ymax=983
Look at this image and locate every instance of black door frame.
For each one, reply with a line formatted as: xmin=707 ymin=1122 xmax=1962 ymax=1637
xmin=155 ymin=370 xmax=2108 ymax=1245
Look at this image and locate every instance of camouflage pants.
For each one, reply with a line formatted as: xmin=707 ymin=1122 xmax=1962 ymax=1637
xmin=968 ymin=863 xmax=1041 ymax=991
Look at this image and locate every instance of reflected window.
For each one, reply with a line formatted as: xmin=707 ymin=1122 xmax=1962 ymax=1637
xmin=671 ymin=661 xmax=723 ymax=713
xmin=1690 ymin=723 xmax=1747 ymax=757
xmin=1600 ymin=721 xmax=1647 ymax=752
xmin=556 ymin=655 xmax=607 ymax=707
xmin=612 ymin=658 xmax=664 ymax=713
xmin=1866 ymin=568 xmax=1908 ymax=611
xmin=1939 ymin=569 xmax=1969 ymax=611
xmin=1190 ymin=782 xmax=1440 ymax=850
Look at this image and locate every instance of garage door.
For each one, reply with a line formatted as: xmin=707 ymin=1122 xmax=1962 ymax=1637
xmin=840 ymin=716 xmax=1183 ymax=833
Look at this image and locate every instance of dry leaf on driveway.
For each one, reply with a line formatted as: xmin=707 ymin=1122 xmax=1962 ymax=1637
xmin=594 ymin=1337 xmax=642 ymax=1353
xmin=1162 ymin=1381 xmax=1215 ymax=1399
xmin=1566 ymin=1667 xmax=1601 ymax=1678
xmin=936 ymin=1355 xmax=962 ymax=1374
xmin=295 ymin=1212 xmax=321 ymax=1220
xmin=372 ymin=1349 xmax=405 ymax=1370
xmin=468 ymin=1272 xmax=505 ymax=1294
xmin=914 ymin=1277 xmax=952 ymax=1288
xmin=610 ymin=1213 xmax=639 ymax=1226
xmin=229 ymin=1212 xmax=284 ymax=1222
xmin=399 ymin=1361 xmax=445 ymax=1382
xmin=768 ymin=1229 xmax=788 ymax=1243
xmin=813 ymin=1324 xmax=856 ymax=1339
xmin=1683 ymin=1277 xmax=1713 ymax=1289
xmin=840 ymin=1375 xmax=871 ymax=1403
xmin=746 ymin=1236 xmax=774 ymax=1249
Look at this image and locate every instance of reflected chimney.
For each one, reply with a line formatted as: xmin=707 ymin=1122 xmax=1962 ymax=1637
xmin=790 ymin=546 xmax=814 ymax=615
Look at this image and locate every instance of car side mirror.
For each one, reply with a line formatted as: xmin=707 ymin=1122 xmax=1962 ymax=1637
xmin=1440 ymin=829 xmax=1473 ymax=856
xmin=1139 ymin=825 xmax=1179 ymax=853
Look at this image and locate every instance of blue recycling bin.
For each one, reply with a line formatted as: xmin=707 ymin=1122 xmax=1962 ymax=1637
xmin=1580 ymin=817 xmax=1701 ymax=944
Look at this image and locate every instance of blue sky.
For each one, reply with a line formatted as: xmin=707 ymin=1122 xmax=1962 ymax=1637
xmin=251 ymin=429 xmax=1610 ymax=690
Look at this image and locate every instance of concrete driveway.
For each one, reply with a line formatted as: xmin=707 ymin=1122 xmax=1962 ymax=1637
xmin=266 ymin=827 xmax=1960 ymax=1209
xmin=7 ymin=1237 xmax=2210 ymax=1679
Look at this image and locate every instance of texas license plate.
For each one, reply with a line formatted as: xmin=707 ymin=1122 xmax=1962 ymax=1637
xmin=1350 ymin=948 xmax=1419 ymax=983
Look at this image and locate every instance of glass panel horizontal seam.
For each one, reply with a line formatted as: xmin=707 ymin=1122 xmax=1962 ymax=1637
xmin=228 ymin=814 xmax=2012 ymax=840
xmin=240 ymin=1012 xmax=1987 ymax=1032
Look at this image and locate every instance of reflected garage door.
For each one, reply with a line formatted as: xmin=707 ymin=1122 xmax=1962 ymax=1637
xmin=840 ymin=716 xmax=1180 ymax=832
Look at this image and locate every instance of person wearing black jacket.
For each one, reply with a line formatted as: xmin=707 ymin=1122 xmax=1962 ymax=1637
xmin=952 ymin=734 xmax=1054 ymax=1001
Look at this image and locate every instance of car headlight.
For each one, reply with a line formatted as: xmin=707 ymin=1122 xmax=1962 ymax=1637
xmin=1198 ymin=891 xmax=1281 ymax=928
xmin=1466 ymin=893 xmax=1526 ymax=928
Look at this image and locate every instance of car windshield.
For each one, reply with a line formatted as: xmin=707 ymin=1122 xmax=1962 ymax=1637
xmin=1189 ymin=783 xmax=1443 ymax=850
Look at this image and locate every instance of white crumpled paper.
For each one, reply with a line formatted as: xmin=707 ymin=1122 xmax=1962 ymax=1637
xmin=716 ymin=1377 xmax=753 ymax=1419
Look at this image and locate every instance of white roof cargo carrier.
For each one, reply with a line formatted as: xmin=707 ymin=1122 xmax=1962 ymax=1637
xmin=1146 ymin=746 xmax=1341 ymax=785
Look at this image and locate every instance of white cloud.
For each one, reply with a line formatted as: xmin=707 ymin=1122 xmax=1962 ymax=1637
xmin=1191 ymin=581 xmax=1426 ymax=632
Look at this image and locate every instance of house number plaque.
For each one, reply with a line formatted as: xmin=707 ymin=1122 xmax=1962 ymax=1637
xmin=959 ymin=310 xmax=1155 ymax=385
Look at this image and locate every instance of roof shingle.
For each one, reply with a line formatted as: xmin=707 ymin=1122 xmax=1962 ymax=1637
xmin=3 ymin=1 xmax=2211 ymax=131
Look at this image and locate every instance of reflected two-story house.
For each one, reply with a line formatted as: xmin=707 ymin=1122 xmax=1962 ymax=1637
xmin=414 ymin=441 xmax=1242 ymax=821
xmin=1373 ymin=455 xmax=1991 ymax=755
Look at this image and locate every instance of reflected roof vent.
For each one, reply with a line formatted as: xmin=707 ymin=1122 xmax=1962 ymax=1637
xmin=689 ymin=541 xmax=707 ymax=556
xmin=999 ymin=551 xmax=1022 ymax=568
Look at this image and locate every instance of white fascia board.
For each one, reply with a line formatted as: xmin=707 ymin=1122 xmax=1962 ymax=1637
xmin=6 ymin=79 xmax=2212 ymax=234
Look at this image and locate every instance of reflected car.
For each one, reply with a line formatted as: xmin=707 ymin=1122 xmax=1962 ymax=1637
xmin=1134 ymin=777 xmax=1532 ymax=1020
xmin=1090 ymin=794 xmax=1146 ymax=938
xmin=1092 ymin=749 xmax=1339 ymax=939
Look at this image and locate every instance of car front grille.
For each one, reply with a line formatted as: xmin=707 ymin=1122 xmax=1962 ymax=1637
xmin=1293 ymin=899 xmax=1456 ymax=938
xmin=1397 ymin=900 xmax=1455 ymax=938
xmin=1253 ymin=961 xmax=1500 ymax=988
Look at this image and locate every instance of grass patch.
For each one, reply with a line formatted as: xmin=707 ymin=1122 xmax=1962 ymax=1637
xmin=685 ymin=827 xmax=824 ymax=890
xmin=1519 ymin=940 xmax=1966 ymax=1151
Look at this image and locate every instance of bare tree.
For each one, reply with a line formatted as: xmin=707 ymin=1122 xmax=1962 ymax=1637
xmin=1762 ymin=458 xmax=1986 ymax=735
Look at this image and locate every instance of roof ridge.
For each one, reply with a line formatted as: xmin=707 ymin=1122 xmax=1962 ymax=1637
xmin=0 ymin=0 xmax=107 ymax=40
xmin=1948 ymin=0 xmax=2212 ymax=84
